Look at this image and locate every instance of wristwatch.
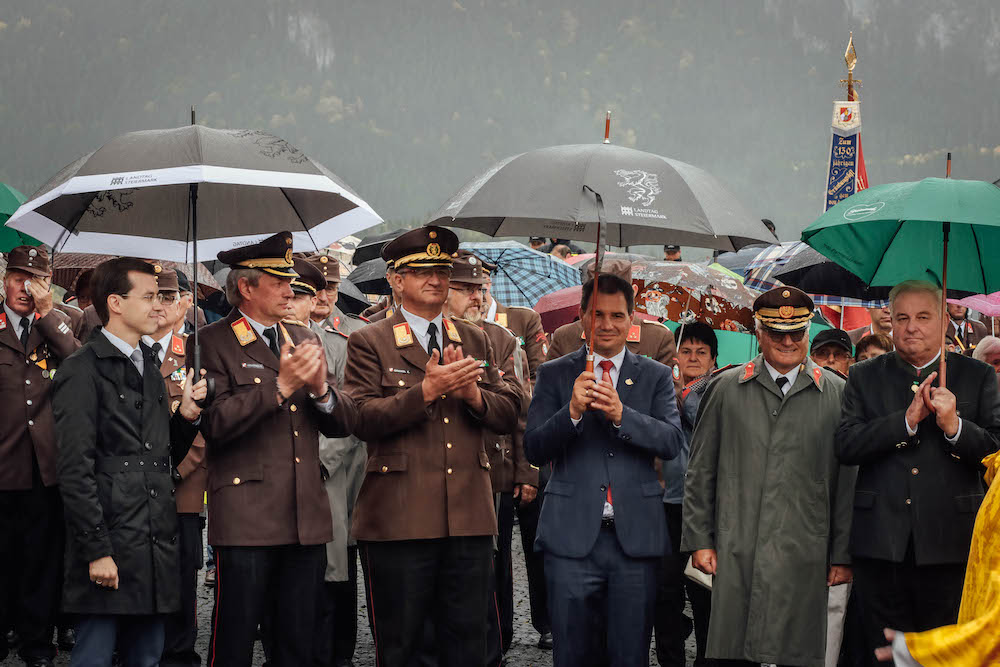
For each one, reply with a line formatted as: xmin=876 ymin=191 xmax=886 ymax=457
xmin=309 ymin=385 xmax=332 ymax=402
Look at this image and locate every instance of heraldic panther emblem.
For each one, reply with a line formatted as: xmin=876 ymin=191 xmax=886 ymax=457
xmin=614 ymin=169 xmax=662 ymax=208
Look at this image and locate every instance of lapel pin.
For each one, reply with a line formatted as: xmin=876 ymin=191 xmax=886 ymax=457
xmin=625 ymin=378 xmax=633 ymax=386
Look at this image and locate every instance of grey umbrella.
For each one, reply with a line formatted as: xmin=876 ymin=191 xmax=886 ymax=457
xmin=429 ymin=143 xmax=771 ymax=251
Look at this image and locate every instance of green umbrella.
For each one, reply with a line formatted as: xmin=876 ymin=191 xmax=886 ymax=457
xmin=801 ymin=173 xmax=1000 ymax=384
xmin=0 ymin=183 xmax=40 ymax=251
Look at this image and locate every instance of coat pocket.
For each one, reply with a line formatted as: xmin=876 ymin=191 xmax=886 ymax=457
xmin=955 ymin=493 xmax=984 ymax=513
xmin=366 ymin=452 xmax=408 ymax=474
xmin=211 ymin=464 xmax=264 ymax=491
xmin=854 ymin=490 xmax=877 ymax=509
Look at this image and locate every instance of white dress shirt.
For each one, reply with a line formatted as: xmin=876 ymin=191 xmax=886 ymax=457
xmin=485 ymin=297 xmax=499 ymax=323
xmin=3 ymin=301 xmax=33 ymax=340
xmin=400 ymin=306 xmax=444 ymax=354
xmin=763 ymin=359 xmax=799 ymax=395
xmin=141 ymin=331 xmax=174 ymax=365
xmin=101 ymin=328 xmax=144 ymax=376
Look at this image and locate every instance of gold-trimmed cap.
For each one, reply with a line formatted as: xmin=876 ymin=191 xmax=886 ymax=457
xmin=381 ymin=226 xmax=458 ymax=270
xmin=217 ymin=231 xmax=298 ymax=278
xmin=290 ymin=258 xmax=325 ymax=295
xmin=753 ymin=286 xmax=814 ymax=332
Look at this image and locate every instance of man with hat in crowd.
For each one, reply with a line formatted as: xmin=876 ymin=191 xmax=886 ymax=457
xmin=445 ymin=249 xmax=532 ymax=664
xmin=302 ymin=251 xmax=369 ymax=336
xmin=663 ymin=245 xmax=682 ymax=262
xmin=836 ymin=280 xmax=1000 ymax=665
xmin=196 ymin=231 xmax=356 ymax=666
xmin=481 ymin=262 xmax=547 ymax=382
xmin=0 ymin=246 xmax=80 ymax=666
xmin=946 ymin=300 xmax=988 ymax=353
xmin=682 ymin=286 xmax=855 ymax=667
xmin=361 ymin=265 xmax=402 ymax=323
xmin=810 ymin=328 xmax=854 ymax=377
xmin=528 ymin=237 xmax=546 ymax=251
xmin=138 ymin=267 xmax=209 ymax=667
xmin=343 ymin=226 xmax=521 ymax=667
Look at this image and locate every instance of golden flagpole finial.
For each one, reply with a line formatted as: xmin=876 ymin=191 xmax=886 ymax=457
xmin=840 ymin=32 xmax=861 ymax=100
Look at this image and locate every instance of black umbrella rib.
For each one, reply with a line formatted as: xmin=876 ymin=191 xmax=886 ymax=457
xmin=279 ymin=187 xmax=321 ymax=252
xmin=868 ymin=219 xmax=906 ymax=288
xmin=970 ymin=225 xmax=987 ymax=294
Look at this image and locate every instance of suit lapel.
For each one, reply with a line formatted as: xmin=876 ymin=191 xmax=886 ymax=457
xmin=615 ymin=349 xmax=640 ymax=406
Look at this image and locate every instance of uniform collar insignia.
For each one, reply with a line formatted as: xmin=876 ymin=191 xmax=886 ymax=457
xmin=443 ymin=318 xmax=462 ymax=343
xmin=0 ymin=313 xmax=6 ymax=330
xmin=812 ymin=366 xmax=823 ymax=389
xmin=393 ymin=322 xmax=414 ymax=347
xmin=626 ymin=324 xmax=641 ymax=342
xmin=171 ymin=334 xmax=185 ymax=356
xmin=741 ymin=361 xmax=755 ymax=382
xmin=231 ymin=316 xmax=257 ymax=346
xmin=496 ymin=312 xmax=508 ymax=328
xmin=33 ymin=312 xmax=41 ymax=320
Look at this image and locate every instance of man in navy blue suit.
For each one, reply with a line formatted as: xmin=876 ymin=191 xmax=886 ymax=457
xmin=525 ymin=272 xmax=684 ymax=667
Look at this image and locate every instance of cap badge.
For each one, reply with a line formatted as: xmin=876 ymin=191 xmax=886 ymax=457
xmin=778 ymin=305 xmax=794 ymax=319
xmin=427 ymin=242 xmax=441 ymax=257
xmin=429 ymin=230 xmax=438 ymax=239
xmin=153 ymin=263 xmax=162 ymax=274
xmin=285 ymin=237 xmax=292 ymax=245
xmin=284 ymin=248 xmax=293 ymax=264
xmin=782 ymin=289 xmax=791 ymax=298
xmin=28 ymin=249 xmax=37 ymax=257
xmin=320 ymin=256 xmax=329 ymax=263
xmin=469 ymin=256 xmax=477 ymax=265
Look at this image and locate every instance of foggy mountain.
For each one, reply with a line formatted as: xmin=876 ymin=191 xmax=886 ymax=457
xmin=1 ymin=0 xmax=998 ymax=245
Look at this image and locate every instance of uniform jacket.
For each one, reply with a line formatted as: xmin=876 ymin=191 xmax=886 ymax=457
xmin=344 ymin=309 xmax=521 ymax=541
xmin=847 ymin=325 xmax=878 ymax=346
xmin=525 ymin=346 xmax=683 ymax=559
xmin=324 ymin=305 xmax=368 ymax=336
xmin=74 ymin=304 xmax=103 ymax=343
xmin=53 ymin=332 xmax=199 ymax=615
xmin=0 ymin=307 xmax=79 ymax=490
xmin=156 ymin=332 xmax=208 ymax=515
xmin=480 ymin=319 xmax=534 ymax=493
xmin=491 ymin=303 xmax=547 ymax=380
xmin=546 ymin=317 xmax=677 ymax=367
xmin=199 ymin=309 xmax=356 ymax=547
xmin=949 ymin=318 xmax=989 ymax=351
xmin=681 ymin=355 xmax=853 ymax=667
xmin=836 ymin=351 xmax=1000 ymax=565
xmin=310 ymin=319 xmax=367 ymax=582
xmin=54 ymin=302 xmax=85 ymax=337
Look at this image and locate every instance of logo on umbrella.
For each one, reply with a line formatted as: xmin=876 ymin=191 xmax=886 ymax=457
xmin=614 ymin=169 xmax=661 ymax=207
xmin=843 ymin=201 xmax=885 ymax=221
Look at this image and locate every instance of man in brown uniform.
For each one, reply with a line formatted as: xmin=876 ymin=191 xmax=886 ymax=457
xmin=546 ymin=259 xmax=677 ymax=366
xmin=198 ymin=232 xmax=356 ymax=667
xmin=0 ymin=246 xmax=79 ymax=666
xmin=361 ymin=263 xmax=402 ymax=322
xmin=482 ymin=270 xmax=547 ymax=381
xmin=445 ymin=251 xmax=534 ymax=663
xmin=140 ymin=268 xmax=208 ymax=667
xmin=344 ymin=227 xmax=521 ymax=667
xmin=301 ymin=250 xmax=370 ymax=336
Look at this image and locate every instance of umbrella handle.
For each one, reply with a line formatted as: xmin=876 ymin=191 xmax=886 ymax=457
xmin=196 ymin=377 xmax=215 ymax=409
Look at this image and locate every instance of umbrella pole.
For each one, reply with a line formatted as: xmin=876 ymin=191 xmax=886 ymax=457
xmin=939 ymin=152 xmax=952 ymax=386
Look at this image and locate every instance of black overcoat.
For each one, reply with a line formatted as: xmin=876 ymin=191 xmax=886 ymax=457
xmin=53 ymin=330 xmax=198 ymax=614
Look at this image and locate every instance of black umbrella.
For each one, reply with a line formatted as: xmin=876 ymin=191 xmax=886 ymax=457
xmin=774 ymin=247 xmax=894 ymax=303
xmin=353 ymin=229 xmax=409 ymax=265
xmin=336 ymin=278 xmax=372 ymax=315
xmin=347 ymin=258 xmax=391 ymax=295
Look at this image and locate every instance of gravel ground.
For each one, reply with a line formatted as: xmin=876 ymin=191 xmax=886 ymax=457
xmin=4 ymin=523 xmax=696 ymax=666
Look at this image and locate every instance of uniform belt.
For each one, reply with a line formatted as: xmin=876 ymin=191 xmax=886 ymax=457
xmin=95 ymin=456 xmax=171 ymax=473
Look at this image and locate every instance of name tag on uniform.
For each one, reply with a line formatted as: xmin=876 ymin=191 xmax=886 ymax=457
xmin=388 ymin=367 xmax=411 ymax=374
xmin=241 ymin=362 xmax=264 ymax=369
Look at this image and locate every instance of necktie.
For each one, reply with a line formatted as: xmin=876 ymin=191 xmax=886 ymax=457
xmin=19 ymin=318 xmax=30 ymax=351
xmin=149 ymin=342 xmax=163 ymax=365
xmin=599 ymin=359 xmax=616 ymax=509
xmin=776 ymin=376 xmax=789 ymax=394
xmin=130 ymin=348 xmax=144 ymax=377
xmin=426 ymin=322 xmax=442 ymax=360
xmin=263 ymin=327 xmax=280 ymax=358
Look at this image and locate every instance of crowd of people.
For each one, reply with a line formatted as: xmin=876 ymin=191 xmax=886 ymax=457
xmin=2 ymin=227 xmax=1000 ymax=667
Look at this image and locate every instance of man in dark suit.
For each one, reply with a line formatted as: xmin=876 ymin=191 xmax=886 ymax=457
xmin=198 ymin=232 xmax=356 ymax=667
xmin=837 ymin=280 xmax=1000 ymax=665
xmin=525 ymin=272 xmax=684 ymax=667
xmin=847 ymin=305 xmax=892 ymax=347
xmin=53 ymin=257 xmax=206 ymax=666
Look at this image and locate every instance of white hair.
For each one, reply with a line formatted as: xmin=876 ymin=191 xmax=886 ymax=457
xmin=973 ymin=336 xmax=1000 ymax=362
xmin=888 ymin=280 xmax=942 ymax=313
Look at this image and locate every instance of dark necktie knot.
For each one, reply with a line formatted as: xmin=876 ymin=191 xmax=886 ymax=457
xmin=426 ymin=322 xmax=442 ymax=361
xmin=149 ymin=342 xmax=162 ymax=362
xmin=263 ymin=327 xmax=280 ymax=358
xmin=776 ymin=376 xmax=789 ymax=391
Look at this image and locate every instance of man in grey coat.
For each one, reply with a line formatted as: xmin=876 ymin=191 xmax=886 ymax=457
xmin=681 ymin=287 xmax=855 ymax=667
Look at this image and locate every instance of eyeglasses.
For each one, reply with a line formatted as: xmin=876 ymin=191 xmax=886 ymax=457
xmin=763 ymin=329 xmax=807 ymax=343
xmin=116 ymin=293 xmax=157 ymax=303
xmin=157 ymin=293 xmax=179 ymax=305
xmin=450 ymin=284 xmax=486 ymax=296
xmin=401 ymin=267 xmax=452 ymax=280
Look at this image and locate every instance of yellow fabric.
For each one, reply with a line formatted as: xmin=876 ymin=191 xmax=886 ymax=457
xmin=903 ymin=451 xmax=1000 ymax=666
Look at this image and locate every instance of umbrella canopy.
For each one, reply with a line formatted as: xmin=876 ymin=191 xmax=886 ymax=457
xmin=337 ymin=278 xmax=372 ymax=315
xmin=801 ymin=177 xmax=1000 ymax=294
xmin=459 ymin=240 xmax=581 ymax=308
xmin=949 ymin=292 xmax=1000 ymax=318
xmin=632 ymin=261 xmax=758 ymax=332
xmin=353 ymin=228 xmax=409 ymax=266
xmin=430 ymin=143 xmax=772 ymax=251
xmin=51 ymin=253 xmax=220 ymax=292
xmin=4 ymin=125 xmax=383 ymax=261
xmin=347 ymin=258 xmax=391 ymax=295
xmin=568 ymin=252 xmax=654 ymax=274
xmin=774 ymin=246 xmax=891 ymax=306
xmin=0 ymin=183 xmax=39 ymax=251
xmin=534 ymin=285 xmax=583 ymax=333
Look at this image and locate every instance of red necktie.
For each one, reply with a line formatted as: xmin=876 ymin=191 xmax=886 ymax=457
xmin=599 ymin=359 xmax=615 ymax=506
